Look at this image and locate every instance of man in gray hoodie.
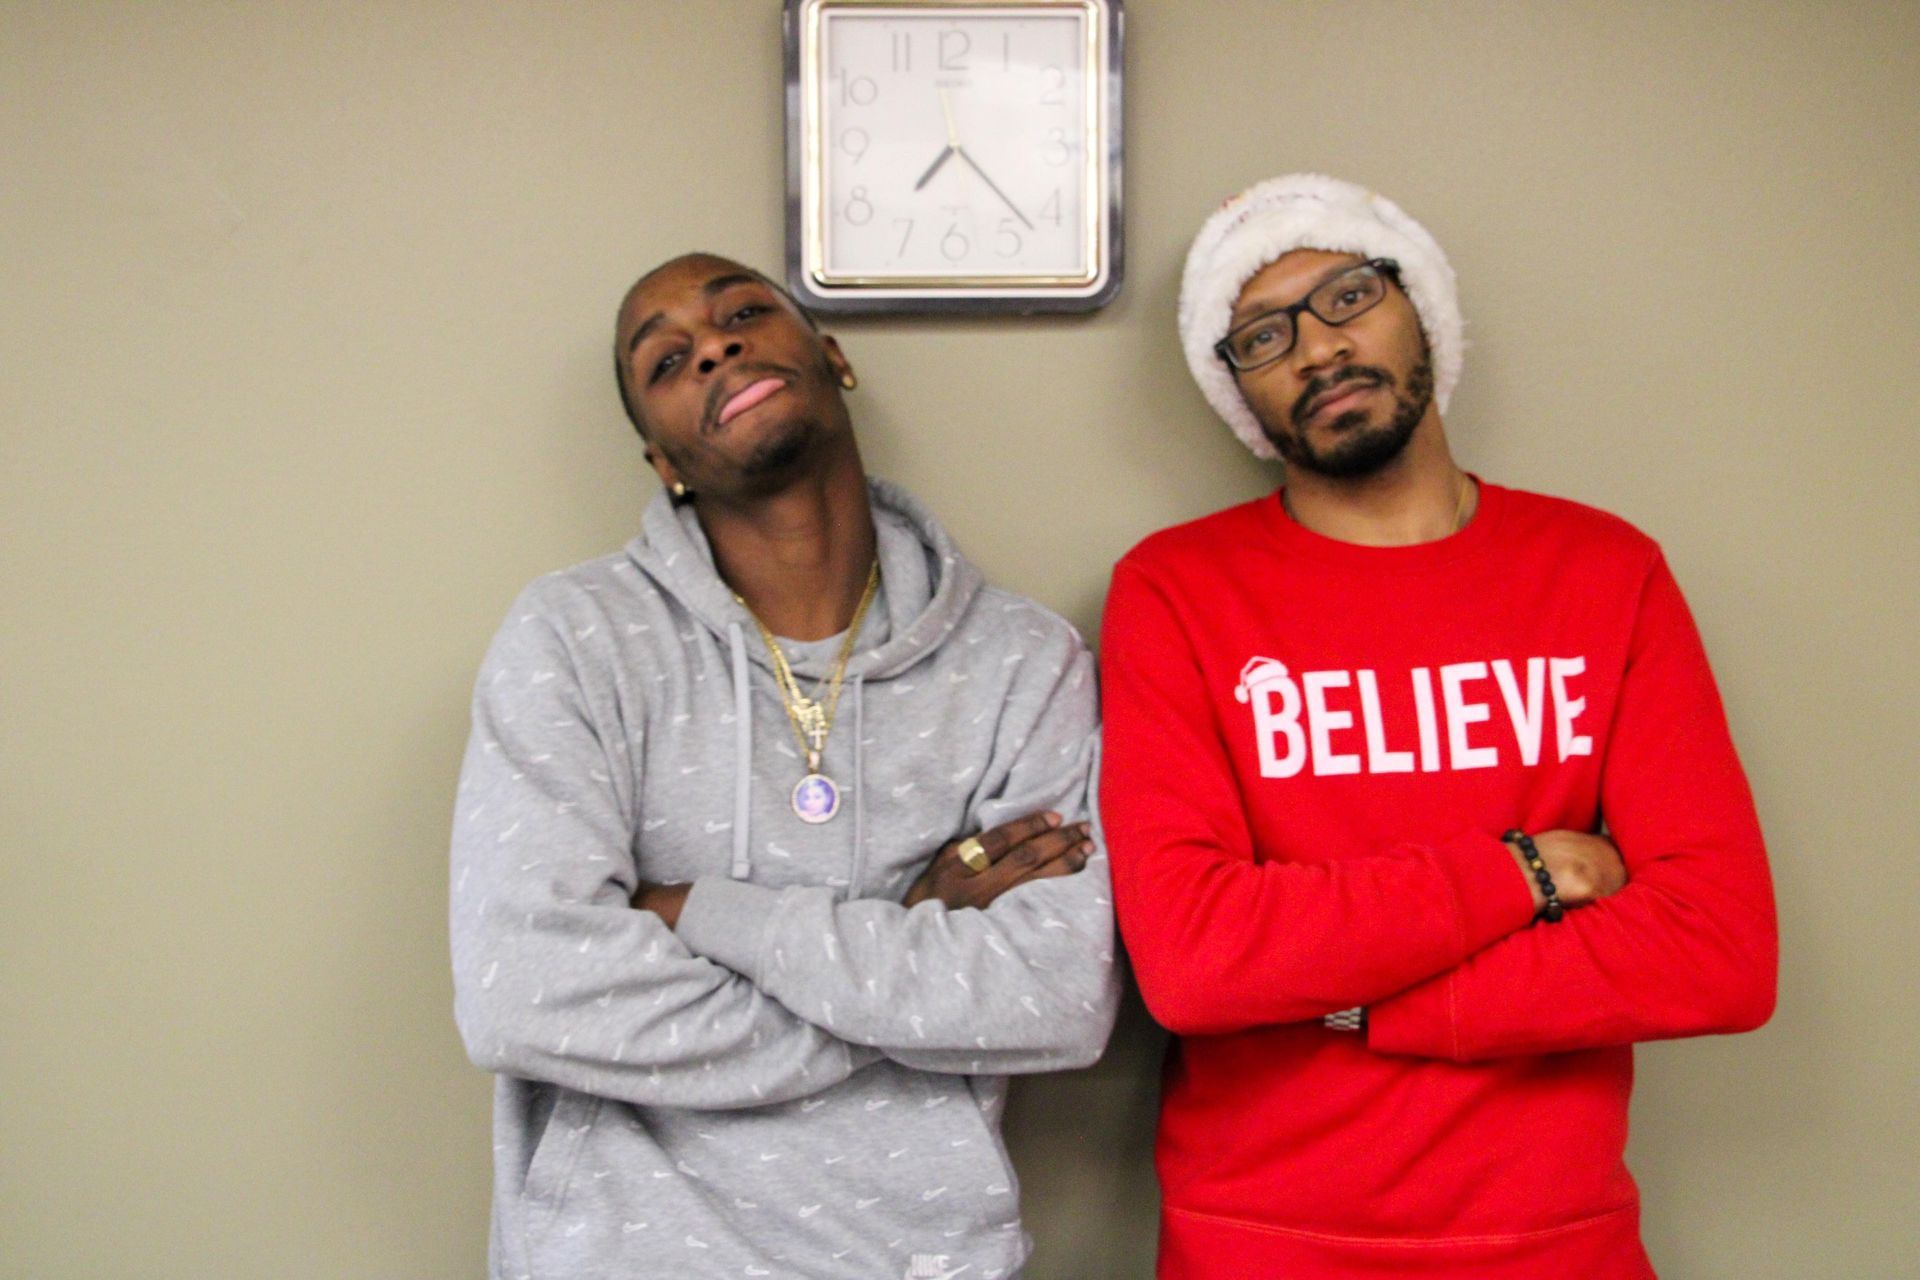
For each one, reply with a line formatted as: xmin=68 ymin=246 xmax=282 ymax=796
xmin=450 ymin=252 xmax=1119 ymax=1279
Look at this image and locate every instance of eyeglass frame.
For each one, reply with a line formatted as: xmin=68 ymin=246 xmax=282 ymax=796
xmin=1213 ymin=258 xmax=1403 ymax=372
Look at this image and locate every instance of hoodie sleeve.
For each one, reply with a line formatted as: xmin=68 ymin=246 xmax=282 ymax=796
xmin=450 ymin=587 xmax=880 ymax=1109
xmin=672 ymin=612 xmax=1120 ymax=1075
xmin=1365 ymin=551 xmax=1779 ymax=1061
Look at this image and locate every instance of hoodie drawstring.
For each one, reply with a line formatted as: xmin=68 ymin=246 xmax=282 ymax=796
xmin=849 ymin=674 xmax=867 ymax=896
xmin=727 ymin=622 xmax=753 ymax=880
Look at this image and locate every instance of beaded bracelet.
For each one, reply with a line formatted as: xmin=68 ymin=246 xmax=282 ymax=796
xmin=1504 ymin=829 xmax=1565 ymax=923
xmin=1323 ymin=1006 xmax=1367 ymax=1033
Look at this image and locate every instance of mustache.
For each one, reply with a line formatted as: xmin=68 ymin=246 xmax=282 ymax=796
xmin=703 ymin=361 xmax=800 ymax=434
xmin=1292 ymin=365 xmax=1392 ymax=428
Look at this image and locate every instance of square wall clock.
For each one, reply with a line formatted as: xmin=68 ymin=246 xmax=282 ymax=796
xmin=784 ymin=0 xmax=1124 ymax=314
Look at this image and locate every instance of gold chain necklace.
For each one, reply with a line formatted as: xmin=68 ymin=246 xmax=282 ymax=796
xmin=734 ymin=560 xmax=881 ymax=824
xmin=1450 ymin=472 xmax=1477 ymax=530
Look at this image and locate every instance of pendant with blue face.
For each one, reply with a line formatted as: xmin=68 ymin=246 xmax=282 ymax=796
xmin=792 ymin=772 xmax=840 ymax=824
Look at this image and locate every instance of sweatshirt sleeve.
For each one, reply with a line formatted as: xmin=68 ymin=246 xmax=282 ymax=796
xmin=449 ymin=591 xmax=879 ymax=1109
xmin=672 ymin=619 xmax=1120 ymax=1076
xmin=1100 ymin=559 xmax=1538 ymax=1037
xmin=1367 ymin=551 xmax=1778 ymax=1061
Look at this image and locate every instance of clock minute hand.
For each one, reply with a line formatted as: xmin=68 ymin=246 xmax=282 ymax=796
xmin=954 ymin=147 xmax=1035 ymax=230
xmin=913 ymin=145 xmax=956 ymax=192
xmin=939 ymin=87 xmax=1033 ymax=228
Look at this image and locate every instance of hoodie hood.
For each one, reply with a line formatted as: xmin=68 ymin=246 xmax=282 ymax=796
xmin=625 ymin=477 xmax=983 ymax=682
xmin=621 ymin=476 xmax=989 ymax=885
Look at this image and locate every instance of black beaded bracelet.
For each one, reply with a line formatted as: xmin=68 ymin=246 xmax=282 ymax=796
xmin=1504 ymin=829 xmax=1565 ymax=923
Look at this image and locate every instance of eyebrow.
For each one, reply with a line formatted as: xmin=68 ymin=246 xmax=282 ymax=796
xmin=624 ymin=273 xmax=770 ymax=357
xmin=1231 ymin=260 xmax=1366 ymax=326
xmin=702 ymin=272 xmax=763 ymax=298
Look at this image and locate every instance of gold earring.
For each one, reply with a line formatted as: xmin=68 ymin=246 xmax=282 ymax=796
xmin=670 ymin=481 xmax=688 ymax=498
xmin=840 ymin=371 xmax=857 ymax=391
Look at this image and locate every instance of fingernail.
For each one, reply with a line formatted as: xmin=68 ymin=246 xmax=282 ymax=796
xmin=1046 ymin=812 xmax=1062 ymax=827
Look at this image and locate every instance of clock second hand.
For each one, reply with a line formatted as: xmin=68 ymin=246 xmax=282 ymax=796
xmin=914 ymin=88 xmax=965 ymax=193
xmin=937 ymin=87 xmax=1035 ymax=230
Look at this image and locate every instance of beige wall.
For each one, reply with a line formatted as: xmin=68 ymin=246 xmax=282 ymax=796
xmin=4 ymin=2 xmax=1916 ymax=1276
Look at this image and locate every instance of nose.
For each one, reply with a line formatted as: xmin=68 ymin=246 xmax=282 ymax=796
xmin=694 ymin=332 xmax=746 ymax=375
xmin=1291 ymin=310 xmax=1351 ymax=378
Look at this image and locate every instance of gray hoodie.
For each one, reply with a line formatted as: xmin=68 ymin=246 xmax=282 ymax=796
xmin=450 ymin=479 xmax=1119 ymax=1280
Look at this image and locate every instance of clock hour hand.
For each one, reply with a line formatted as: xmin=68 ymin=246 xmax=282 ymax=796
xmin=954 ymin=147 xmax=1035 ymax=230
xmin=913 ymin=145 xmax=956 ymax=192
xmin=915 ymin=88 xmax=963 ymax=193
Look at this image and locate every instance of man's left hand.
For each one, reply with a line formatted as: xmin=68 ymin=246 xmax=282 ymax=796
xmin=632 ymin=881 xmax=692 ymax=928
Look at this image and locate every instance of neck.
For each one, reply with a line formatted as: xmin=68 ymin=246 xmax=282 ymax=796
xmin=700 ymin=449 xmax=877 ymax=641
xmin=1281 ymin=413 xmax=1475 ymax=547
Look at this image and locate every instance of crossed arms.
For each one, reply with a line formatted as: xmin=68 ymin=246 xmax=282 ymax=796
xmin=449 ymin=592 xmax=1119 ymax=1109
xmin=1098 ymin=550 xmax=1778 ymax=1063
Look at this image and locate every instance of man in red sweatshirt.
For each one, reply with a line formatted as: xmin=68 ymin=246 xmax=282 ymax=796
xmin=1099 ymin=173 xmax=1778 ymax=1278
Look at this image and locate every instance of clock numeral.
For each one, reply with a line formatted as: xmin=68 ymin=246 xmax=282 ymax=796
xmin=837 ymin=69 xmax=879 ymax=107
xmin=892 ymin=218 xmax=915 ymax=257
xmin=840 ymin=127 xmax=870 ymax=164
xmin=938 ymin=29 xmax=970 ymax=72
xmin=891 ymin=32 xmax=911 ymax=73
xmin=844 ymin=186 xmax=875 ymax=226
xmin=1039 ymin=189 xmax=1064 ymax=227
xmin=1040 ymin=66 xmax=1067 ymax=107
xmin=940 ymin=223 xmax=971 ymax=262
xmin=1043 ymin=127 xmax=1072 ymax=168
xmin=994 ymin=218 xmax=1024 ymax=259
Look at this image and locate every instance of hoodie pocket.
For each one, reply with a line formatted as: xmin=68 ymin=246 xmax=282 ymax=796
xmin=521 ymin=1091 xmax=603 ymax=1240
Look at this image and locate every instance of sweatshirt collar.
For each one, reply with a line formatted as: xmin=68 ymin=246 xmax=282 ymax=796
xmin=625 ymin=477 xmax=982 ymax=680
xmin=1255 ymin=474 xmax=1507 ymax=574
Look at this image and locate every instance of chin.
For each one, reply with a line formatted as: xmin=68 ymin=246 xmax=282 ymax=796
xmin=1270 ymin=414 xmax=1417 ymax=480
xmin=738 ymin=418 xmax=816 ymax=481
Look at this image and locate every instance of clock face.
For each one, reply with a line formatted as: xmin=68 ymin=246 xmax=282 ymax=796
xmin=787 ymin=1 xmax=1121 ymax=313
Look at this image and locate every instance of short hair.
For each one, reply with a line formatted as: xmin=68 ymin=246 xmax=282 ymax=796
xmin=613 ymin=256 xmax=819 ymax=437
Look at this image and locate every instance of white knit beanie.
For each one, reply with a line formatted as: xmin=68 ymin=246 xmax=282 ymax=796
xmin=1178 ymin=174 xmax=1462 ymax=461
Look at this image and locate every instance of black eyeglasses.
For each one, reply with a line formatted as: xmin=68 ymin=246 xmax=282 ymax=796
xmin=1214 ymin=259 xmax=1402 ymax=372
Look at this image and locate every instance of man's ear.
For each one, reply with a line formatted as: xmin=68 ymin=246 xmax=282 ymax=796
xmin=822 ymin=335 xmax=854 ymax=388
xmin=643 ymin=447 xmax=678 ymax=494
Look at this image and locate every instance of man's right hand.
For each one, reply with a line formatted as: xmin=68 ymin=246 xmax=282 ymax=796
xmin=904 ymin=811 xmax=1094 ymax=912
xmin=1508 ymin=831 xmax=1628 ymax=913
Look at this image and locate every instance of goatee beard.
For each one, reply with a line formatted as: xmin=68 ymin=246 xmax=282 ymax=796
xmin=735 ymin=351 xmax=843 ymax=485
xmin=1266 ymin=359 xmax=1434 ymax=479
xmin=740 ymin=419 xmax=813 ymax=479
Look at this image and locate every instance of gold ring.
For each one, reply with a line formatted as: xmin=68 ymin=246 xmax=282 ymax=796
xmin=956 ymin=836 xmax=990 ymax=875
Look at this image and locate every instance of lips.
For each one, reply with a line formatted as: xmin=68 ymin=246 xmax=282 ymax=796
xmin=1299 ymin=376 xmax=1383 ymax=427
xmin=716 ymin=376 xmax=787 ymax=427
xmin=1307 ymin=383 xmax=1372 ymax=422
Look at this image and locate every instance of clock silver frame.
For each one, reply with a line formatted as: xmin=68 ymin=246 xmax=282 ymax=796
xmin=784 ymin=0 xmax=1124 ymax=315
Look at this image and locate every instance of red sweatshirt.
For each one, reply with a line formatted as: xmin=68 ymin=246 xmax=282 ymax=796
xmin=1099 ymin=482 xmax=1776 ymax=1279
